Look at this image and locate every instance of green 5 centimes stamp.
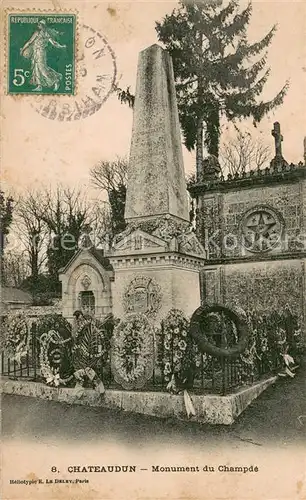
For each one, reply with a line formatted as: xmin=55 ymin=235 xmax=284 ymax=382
xmin=7 ymin=13 xmax=76 ymax=95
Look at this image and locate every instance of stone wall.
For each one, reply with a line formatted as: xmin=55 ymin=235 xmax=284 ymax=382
xmin=1 ymin=300 xmax=62 ymax=317
xmin=223 ymin=261 xmax=304 ymax=317
xmin=1 ymin=377 xmax=277 ymax=425
xmin=202 ymin=259 xmax=305 ymax=332
xmin=194 ymin=173 xmax=306 ymax=335
xmin=197 ymin=178 xmax=306 ymax=260
xmin=222 ymin=182 xmax=303 ymax=258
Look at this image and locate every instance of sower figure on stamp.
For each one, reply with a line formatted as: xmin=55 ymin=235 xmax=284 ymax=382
xmin=20 ymin=19 xmax=66 ymax=91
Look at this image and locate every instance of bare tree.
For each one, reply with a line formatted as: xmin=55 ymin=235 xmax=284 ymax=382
xmin=87 ymin=201 xmax=113 ymax=250
xmin=91 ymin=156 xmax=128 ymax=192
xmin=39 ymin=186 xmax=92 ymax=235
xmin=37 ymin=186 xmax=95 ymax=285
xmin=220 ymin=130 xmax=271 ymax=176
xmin=12 ymin=185 xmax=96 ymax=294
xmin=14 ymin=190 xmax=48 ymax=280
xmin=114 ymin=85 xmax=135 ymax=109
xmin=90 ymin=157 xmax=128 ymax=236
xmin=2 ymin=250 xmax=29 ymax=287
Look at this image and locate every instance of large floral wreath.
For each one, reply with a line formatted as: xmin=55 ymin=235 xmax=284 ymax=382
xmin=2 ymin=313 xmax=31 ymax=364
xmin=36 ymin=314 xmax=72 ymax=342
xmin=159 ymin=309 xmax=199 ymax=392
xmin=39 ymin=329 xmax=73 ymax=387
xmin=72 ymin=315 xmax=113 ymax=371
xmin=159 ymin=309 xmax=201 ymax=418
xmin=111 ymin=313 xmax=154 ymax=390
xmin=70 ymin=315 xmax=114 ymax=396
xmin=189 ymin=305 xmax=249 ymax=359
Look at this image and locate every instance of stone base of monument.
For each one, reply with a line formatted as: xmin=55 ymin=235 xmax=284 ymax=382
xmin=109 ymin=251 xmax=205 ymax=323
xmin=1 ymin=377 xmax=276 ymax=425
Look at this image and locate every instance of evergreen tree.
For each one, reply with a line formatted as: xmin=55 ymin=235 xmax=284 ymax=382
xmin=155 ymin=0 xmax=289 ymax=179
xmin=115 ymin=84 xmax=135 ymax=109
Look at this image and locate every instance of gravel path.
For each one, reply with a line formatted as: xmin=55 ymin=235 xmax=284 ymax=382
xmin=2 ymin=363 xmax=305 ymax=448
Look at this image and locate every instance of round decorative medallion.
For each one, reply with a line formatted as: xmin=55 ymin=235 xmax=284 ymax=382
xmin=81 ymin=274 xmax=91 ymax=290
xmin=123 ymin=275 xmax=162 ymax=318
xmin=240 ymin=205 xmax=284 ymax=253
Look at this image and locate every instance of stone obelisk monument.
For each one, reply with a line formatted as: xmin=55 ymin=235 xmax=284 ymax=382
xmin=107 ymin=44 xmax=205 ymax=323
xmin=125 ymin=44 xmax=189 ymax=224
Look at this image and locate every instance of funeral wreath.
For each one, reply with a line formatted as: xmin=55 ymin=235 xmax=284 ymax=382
xmin=111 ymin=313 xmax=154 ymax=390
xmin=3 ymin=313 xmax=31 ymax=364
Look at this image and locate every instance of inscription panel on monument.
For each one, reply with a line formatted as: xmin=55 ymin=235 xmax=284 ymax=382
xmin=124 ymin=44 xmax=189 ymax=222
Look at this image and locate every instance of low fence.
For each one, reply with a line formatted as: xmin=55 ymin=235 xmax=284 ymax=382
xmin=0 ymin=321 xmax=282 ymax=396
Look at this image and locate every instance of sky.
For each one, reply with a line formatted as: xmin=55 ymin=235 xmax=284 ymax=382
xmin=1 ymin=0 xmax=306 ymax=199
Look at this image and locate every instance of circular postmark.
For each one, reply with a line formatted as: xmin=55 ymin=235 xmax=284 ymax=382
xmin=30 ymin=24 xmax=117 ymax=121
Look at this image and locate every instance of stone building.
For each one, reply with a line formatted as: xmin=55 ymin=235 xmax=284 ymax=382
xmin=59 ymin=247 xmax=114 ymax=322
xmin=189 ymin=123 xmax=306 ymax=334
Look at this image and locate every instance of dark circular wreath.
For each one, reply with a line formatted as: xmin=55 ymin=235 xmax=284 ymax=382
xmin=189 ymin=304 xmax=249 ymax=359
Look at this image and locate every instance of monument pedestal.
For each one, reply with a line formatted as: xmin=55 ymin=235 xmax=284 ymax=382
xmin=107 ymin=225 xmax=205 ymax=322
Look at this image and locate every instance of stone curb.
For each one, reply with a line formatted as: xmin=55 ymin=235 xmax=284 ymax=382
xmin=1 ymin=376 xmax=277 ymax=425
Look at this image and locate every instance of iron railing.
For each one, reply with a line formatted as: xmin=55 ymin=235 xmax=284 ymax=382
xmin=1 ymin=321 xmax=282 ymax=395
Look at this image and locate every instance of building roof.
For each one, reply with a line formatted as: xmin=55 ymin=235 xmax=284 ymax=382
xmin=189 ymin=162 xmax=306 ymax=196
xmin=59 ymin=247 xmax=114 ymax=274
xmin=1 ymin=286 xmax=32 ymax=304
xmin=89 ymin=248 xmax=114 ymax=271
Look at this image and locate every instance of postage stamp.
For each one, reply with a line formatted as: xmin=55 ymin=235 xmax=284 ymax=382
xmin=30 ymin=24 xmax=117 ymax=121
xmin=7 ymin=13 xmax=77 ymax=95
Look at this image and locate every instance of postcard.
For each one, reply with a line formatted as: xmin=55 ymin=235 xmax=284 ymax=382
xmin=1 ymin=0 xmax=306 ymax=499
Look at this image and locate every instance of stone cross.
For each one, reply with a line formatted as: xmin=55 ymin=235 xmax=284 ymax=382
xmin=272 ymin=122 xmax=283 ymax=157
